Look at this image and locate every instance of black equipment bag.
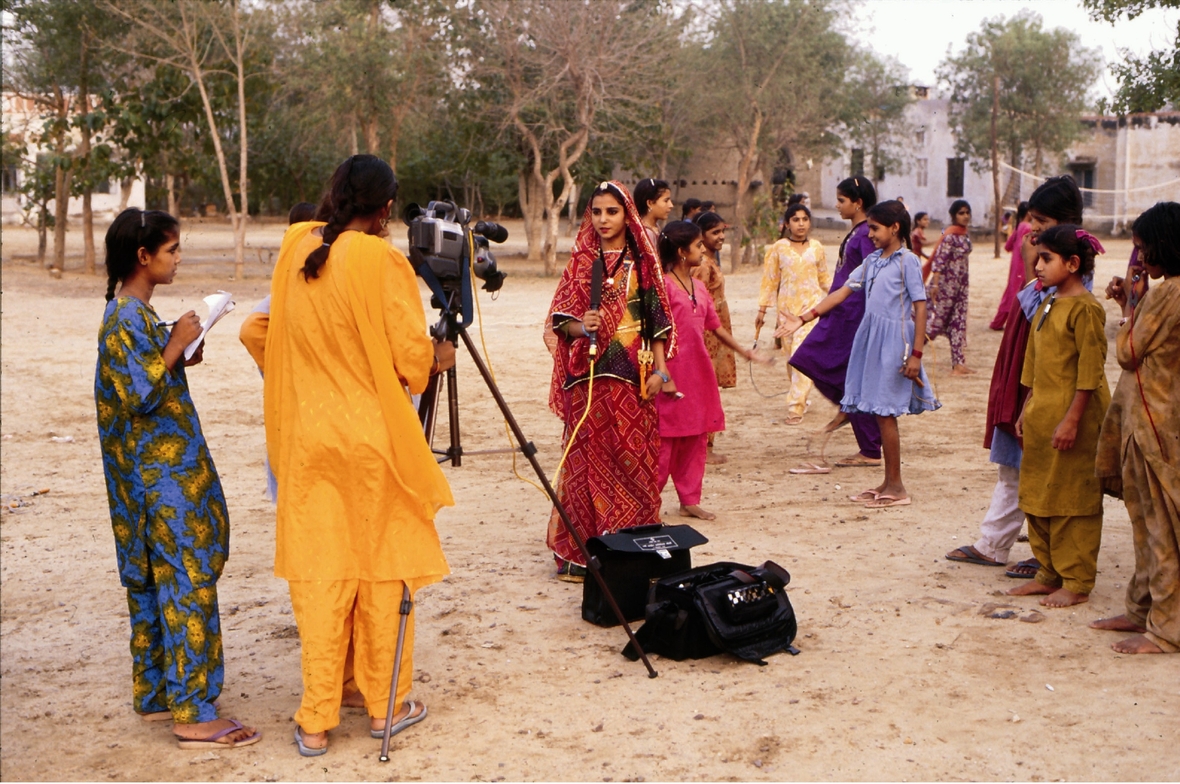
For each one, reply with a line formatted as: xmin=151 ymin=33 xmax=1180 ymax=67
xmin=622 ymin=560 xmax=798 ymax=665
xmin=582 ymin=524 xmax=708 ymax=627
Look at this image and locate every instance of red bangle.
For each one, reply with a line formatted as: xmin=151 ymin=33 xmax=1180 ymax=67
xmin=910 ymin=349 xmax=923 ymax=359
xmin=806 ymin=308 xmax=819 ymax=322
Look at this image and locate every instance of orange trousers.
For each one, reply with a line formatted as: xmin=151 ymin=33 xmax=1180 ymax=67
xmin=287 ymin=580 xmax=416 ymax=734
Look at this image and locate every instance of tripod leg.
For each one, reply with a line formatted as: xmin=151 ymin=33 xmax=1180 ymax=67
xmin=378 ymin=584 xmax=413 ymax=762
xmin=419 ymin=372 xmax=442 ymax=443
xmin=455 ymin=327 xmax=658 ymax=678
xmin=446 ymin=365 xmax=462 ymax=467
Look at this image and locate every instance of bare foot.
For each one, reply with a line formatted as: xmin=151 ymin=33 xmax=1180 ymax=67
xmin=1040 ymin=588 xmax=1089 ymax=608
xmin=1111 ymin=634 xmax=1165 ymax=654
xmin=706 ymin=450 xmax=728 ymax=465
xmin=1089 ymin=615 xmax=1147 ymax=633
xmin=951 ymin=364 xmax=977 ymax=376
xmin=173 ymin=717 xmax=260 ymax=745
xmin=835 ymin=453 xmax=882 ymax=467
xmin=370 ymin=700 xmax=425 ymax=733
xmin=1007 ymin=581 xmax=1056 ymax=597
xmin=341 ymin=690 xmax=366 ymax=709
xmin=678 ymin=504 xmax=716 ymax=521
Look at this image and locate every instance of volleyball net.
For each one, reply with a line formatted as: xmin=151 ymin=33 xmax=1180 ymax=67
xmin=997 ymin=161 xmax=1180 ymax=232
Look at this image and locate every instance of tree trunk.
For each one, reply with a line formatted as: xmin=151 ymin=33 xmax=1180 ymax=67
xmin=518 ymin=171 xmax=544 ymax=263
xmin=991 ymin=72 xmax=1002 ymax=259
xmin=80 ymin=29 xmax=96 ymax=275
xmin=349 ymin=114 xmax=360 ymax=156
xmin=119 ymin=178 xmax=133 ymax=211
xmin=362 ymin=116 xmax=380 ymax=155
xmin=37 ymin=204 xmax=48 ymax=265
xmin=232 ymin=1 xmax=248 ymax=281
xmin=544 ymin=175 xmax=576 ymax=275
xmin=567 ymin=180 xmax=580 ymax=237
xmin=52 ymin=162 xmax=70 ymax=273
xmin=731 ymin=105 xmax=764 ymax=273
xmin=166 ymin=173 xmax=178 ymax=217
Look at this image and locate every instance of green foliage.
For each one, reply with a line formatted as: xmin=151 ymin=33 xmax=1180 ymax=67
xmin=839 ymin=52 xmax=914 ymax=181
xmin=938 ymin=11 xmax=1101 ymax=174
xmin=1083 ymin=0 xmax=1180 ymax=112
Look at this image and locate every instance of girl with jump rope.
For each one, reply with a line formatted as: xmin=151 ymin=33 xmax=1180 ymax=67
xmin=754 ymin=202 xmax=832 ymax=426
xmin=657 ymin=220 xmax=768 ymax=521
xmin=776 ymin=200 xmax=939 ymax=508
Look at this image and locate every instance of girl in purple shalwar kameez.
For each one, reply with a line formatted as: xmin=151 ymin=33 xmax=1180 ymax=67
xmin=788 ymin=177 xmax=883 ymax=473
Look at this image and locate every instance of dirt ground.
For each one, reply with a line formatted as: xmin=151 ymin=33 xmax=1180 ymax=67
xmin=1 ymin=220 xmax=1177 ymax=782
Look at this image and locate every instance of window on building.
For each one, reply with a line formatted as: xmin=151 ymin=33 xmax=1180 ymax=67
xmin=915 ymin=129 xmax=926 ymax=146
xmin=850 ymin=148 xmax=864 ymax=177
xmin=947 ymin=158 xmax=965 ymax=197
xmin=1 ymin=164 xmax=17 ymax=195
xmin=915 ymin=158 xmax=928 ymax=188
xmin=1070 ymin=166 xmax=1095 ymax=207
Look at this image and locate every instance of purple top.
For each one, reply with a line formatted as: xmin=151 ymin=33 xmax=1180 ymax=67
xmin=658 ymin=275 xmax=724 ymax=438
xmin=788 ymin=221 xmax=875 ymax=394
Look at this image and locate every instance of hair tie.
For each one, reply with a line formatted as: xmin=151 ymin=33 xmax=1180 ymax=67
xmin=1075 ymin=229 xmax=1105 ymax=255
xmin=322 ymin=242 xmax=330 ymax=248
xmin=140 ymin=211 xmax=146 ymax=228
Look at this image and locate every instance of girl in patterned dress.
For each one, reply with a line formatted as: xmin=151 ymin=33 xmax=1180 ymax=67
xmin=926 ymin=199 xmax=975 ymax=375
xmin=96 ymin=208 xmax=259 ymax=749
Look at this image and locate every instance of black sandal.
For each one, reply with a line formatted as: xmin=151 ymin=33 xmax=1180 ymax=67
xmin=1005 ymin=558 xmax=1040 ymax=579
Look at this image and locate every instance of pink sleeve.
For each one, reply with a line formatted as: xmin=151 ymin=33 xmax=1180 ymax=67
xmin=701 ymin=281 xmax=721 ymax=331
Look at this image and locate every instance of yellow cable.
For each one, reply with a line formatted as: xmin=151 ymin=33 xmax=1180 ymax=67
xmin=553 ymin=359 xmax=594 ymax=484
xmin=468 ymin=231 xmax=546 ymax=495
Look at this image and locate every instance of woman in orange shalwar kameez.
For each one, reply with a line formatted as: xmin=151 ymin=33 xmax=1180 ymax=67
xmin=264 ymin=155 xmax=454 ymax=755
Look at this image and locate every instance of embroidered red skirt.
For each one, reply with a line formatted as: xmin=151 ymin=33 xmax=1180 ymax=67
xmin=547 ymin=377 xmax=661 ymax=565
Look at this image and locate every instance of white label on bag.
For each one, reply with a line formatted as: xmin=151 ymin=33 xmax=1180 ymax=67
xmin=656 ymin=549 xmax=672 ymax=560
xmin=634 ymin=535 xmax=678 ymax=552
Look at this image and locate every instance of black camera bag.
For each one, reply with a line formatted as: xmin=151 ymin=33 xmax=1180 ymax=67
xmin=622 ymin=560 xmax=798 ymax=665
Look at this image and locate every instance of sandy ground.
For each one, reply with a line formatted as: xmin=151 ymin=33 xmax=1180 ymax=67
xmin=1 ymin=220 xmax=1177 ymax=782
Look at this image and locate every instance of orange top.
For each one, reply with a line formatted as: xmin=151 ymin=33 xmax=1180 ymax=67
xmin=239 ymin=311 xmax=269 ymax=372
xmin=263 ymin=223 xmax=452 ymax=582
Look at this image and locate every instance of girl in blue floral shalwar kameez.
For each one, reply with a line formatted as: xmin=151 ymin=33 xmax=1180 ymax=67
xmin=95 ymin=208 xmax=260 ymax=750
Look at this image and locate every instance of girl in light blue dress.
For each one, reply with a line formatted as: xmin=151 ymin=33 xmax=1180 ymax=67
xmin=776 ymin=200 xmax=939 ymax=507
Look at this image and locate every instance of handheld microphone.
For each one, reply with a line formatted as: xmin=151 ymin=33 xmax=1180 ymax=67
xmin=588 ymin=254 xmax=604 ymax=358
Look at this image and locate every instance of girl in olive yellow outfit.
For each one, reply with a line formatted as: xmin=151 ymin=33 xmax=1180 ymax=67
xmin=264 ymin=156 xmax=455 ymax=755
xmin=1010 ymin=226 xmax=1111 ymax=608
xmin=96 ymin=208 xmax=260 ymax=750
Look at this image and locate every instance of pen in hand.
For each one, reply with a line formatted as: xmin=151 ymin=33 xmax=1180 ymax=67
xmin=155 ymin=319 xmax=178 ymax=328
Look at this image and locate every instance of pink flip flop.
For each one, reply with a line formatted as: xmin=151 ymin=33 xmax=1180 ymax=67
xmin=789 ymin=462 xmax=832 ymax=475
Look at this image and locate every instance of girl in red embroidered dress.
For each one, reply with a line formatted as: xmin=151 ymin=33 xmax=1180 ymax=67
xmin=544 ymin=182 xmax=676 ymax=579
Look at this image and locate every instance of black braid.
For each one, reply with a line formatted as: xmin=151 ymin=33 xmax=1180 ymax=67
xmin=302 ymin=155 xmax=398 ymax=281
xmin=103 ymin=208 xmax=179 ymax=301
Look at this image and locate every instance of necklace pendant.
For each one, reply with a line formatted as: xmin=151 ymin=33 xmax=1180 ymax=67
xmin=606 ymin=277 xmax=615 ymax=286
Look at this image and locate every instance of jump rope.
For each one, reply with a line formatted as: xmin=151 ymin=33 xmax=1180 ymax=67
xmin=747 ymin=238 xmax=935 ymax=406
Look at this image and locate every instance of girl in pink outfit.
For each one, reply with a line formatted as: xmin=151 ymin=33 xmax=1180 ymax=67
xmin=656 ymin=221 xmax=764 ymax=520
xmin=990 ymin=201 xmax=1032 ymax=330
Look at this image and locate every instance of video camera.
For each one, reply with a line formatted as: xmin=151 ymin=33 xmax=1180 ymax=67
xmin=404 ymin=200 xmax=508 ymax=298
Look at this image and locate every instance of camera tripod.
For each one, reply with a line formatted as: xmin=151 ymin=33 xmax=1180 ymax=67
xmin=416 ymin=289 xmax=658 ymax=677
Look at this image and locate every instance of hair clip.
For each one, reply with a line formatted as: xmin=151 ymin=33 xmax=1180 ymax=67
xmin=140 ymin=211 xmax=146 ymax=228
xmin=1074 ymin=229 xmax=1106 ymax=255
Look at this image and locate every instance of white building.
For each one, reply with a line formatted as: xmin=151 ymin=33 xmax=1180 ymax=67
xmin=1 ymin=93 xmax=145 ymax=226
xmin=814 ymin=89 xmax=1180 ymax=233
